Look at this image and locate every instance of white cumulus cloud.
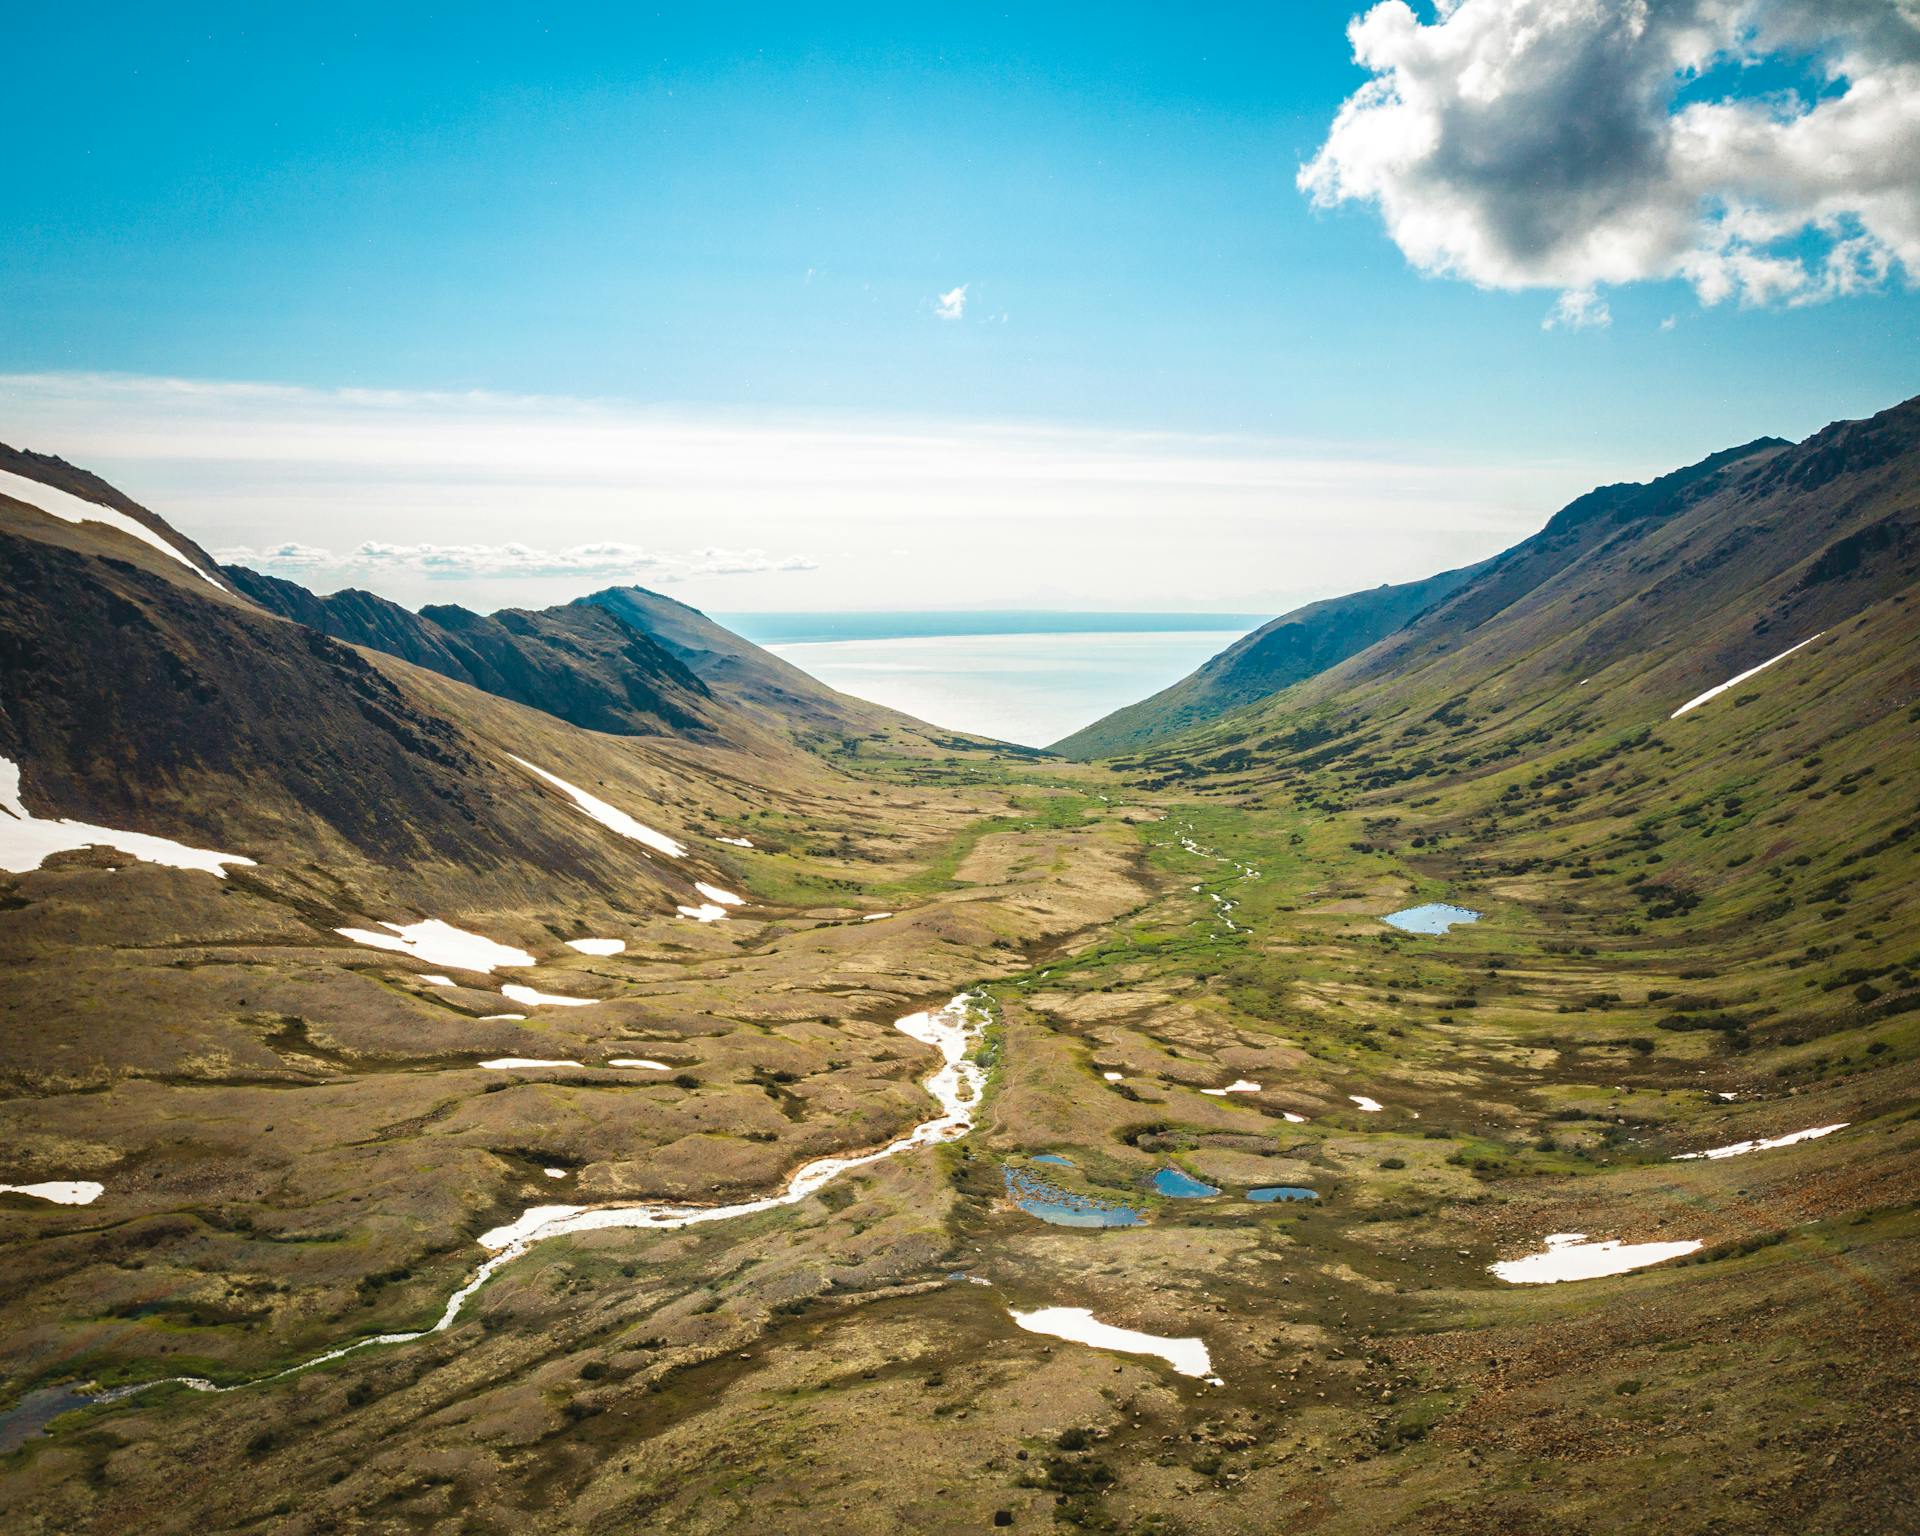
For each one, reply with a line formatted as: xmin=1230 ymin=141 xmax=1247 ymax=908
xmin=935 ymin=284 xmax=969 ymax=320
xmin=1300 ymin=0 xmax=1920 ymax=311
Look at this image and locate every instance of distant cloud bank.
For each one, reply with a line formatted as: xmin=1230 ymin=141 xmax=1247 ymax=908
xmin=0 ymin=369 xmax=1615 ymax=614
xmin=1302 ymin=0 xmax=1920 ymax=317
xmin=215 ymin=539 xmax=816 ymax=583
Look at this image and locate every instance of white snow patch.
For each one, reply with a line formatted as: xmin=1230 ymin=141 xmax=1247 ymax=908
xmin=507 ymin=755 xmax=685 ymax=857
xmin=480 ymin=1013 xmax=527 ymax=1021
xmin=565 ymin=938 xmax=625 ymax=956
xmin=499 ymin=983 xmax=595 ymax=1008
xmin=0 ymin=756 xmax=254 ymax=878
xmin=609 ymin=1057 xmax=669 ymax=1070
xmin=1282 ymin=1112 xmax=1307 ymax=1124
xmin=0 ymin=1180 xmax=104 ymax=1206
xmin=676 ymin=903 xmax=729 ymax=923
xmin=693 ymin=880 xmax=743 ymax=906
xmin=1676 ymin=1122 xmax=1848 ymax=1161
xmin=1491 ymin=1232 xmax=1703 ymax=1285
xmin=1201 ymin=1079 xmax=1262 ymax=1097
xmin=420 ymin=974 xmax=455 ymax=987
xmin=543 ymin=1168 xmax=568 ymax=1178
xmin=716 ymin=836 xmax=754 ymax=848
xmin=1349 ymin=1095 xmax=1384 ymax=1113
xmin=1103 ymin=1071 xmax=1125 ymax=1082
xmin=1008 ymin=1307 xmax=1216 ymax=1381
xmin=862 ymin=911 xmax=893 ymax=922
xmin=335 ymin=919 xmax=533 ymax=973
xmin=1671 ymin=634 xmax=1824 ymax=719
xmin=0 ymin=467 xmax=225 ymax=590
xmin=479 ymin=1057 xmax=583 ymax=1070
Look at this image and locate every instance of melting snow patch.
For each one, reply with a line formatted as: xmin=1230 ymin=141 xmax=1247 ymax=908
xmin=862 ymin=911 xmax=893 ymax=922
xmin=336 ymin=919 xmax=533 ymax=972
xmin=499 ymin=984 xmax=595 ymax=1008
xmin=0 ymin=1181 xmax=104 ymax=1206
xmin=480 ymin=1013 xmax=527 ymax=1021
xmin=1201 ymin=1080 xmax=1261 ymax=1097
xmin=543 ymin=1168 xmax=568 ymax=1178
xmin=420 ymin=974 xmax=455 ymax=987
xmin=1671 ymin=633 xmax=1824 ymax=719
xmin=693 ymin=881 xmax=743 ymax=906
xmin=1282 ymin=1112 xmax=1307 ymax=1124
xmin=1350 ymin=1095 xmax=1384 ymax=1113
xmin=609 ymin=1057 xmax=669 ymax=1070
xmin=1676 ymin=1122 xmax=1848 ymax=1161
xmin=1008 ymin=1307 xmax=1216 ymax=1381
xmin=1491 ymin=1232 xmax=1702 ymax=1285
xmin=506 ymin=756 xmax=685 ymax=857
xmin=716 ymin=836 xmax=753 ymax=848
xmin=0 ymin=756 xmax=254 ymax=878
xmin=1103 ymin=1071 xmax=1125 ymax=1082
xmin=676 ymin=903 xmax=729 ymax=923
xmin=565 ymin=938 xmax=625 ymax=956
xmin=479 ymin=1058 xmax=583 ymax=1070
xmin=0 ymin=467 xmax=225 ymax=589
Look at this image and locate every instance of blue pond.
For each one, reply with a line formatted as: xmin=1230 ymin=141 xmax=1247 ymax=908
xmin=1150 ymin=1167 xmax=1221 ymax=1198
xmin=1002 ymin=1166 xmax=1146 ymax=1228
xmin=1247 ymin=1185 xmax=1319 ymax=1203
xmin=1029 ymin=1152 xmax=1075 ymax=1167
xmin=1382 ymin=903 xmax=1481 ymax=935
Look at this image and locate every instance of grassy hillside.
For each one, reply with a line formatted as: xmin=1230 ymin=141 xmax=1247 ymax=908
xmin=1053 ymin=561 xmax=1484 ymax=759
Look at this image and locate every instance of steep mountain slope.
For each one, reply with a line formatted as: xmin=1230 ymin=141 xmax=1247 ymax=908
xmin=0 ymin=442 xmax=230 ymax=585
xmin=223 ymin=566 xmax=725 ymax=740
xmin=582 ymin=584 xmax=925 ymax=742
xmin=1052 ymin=561 xmax=1484 ymax=758
xmin=1057 ymin=434 xmax=1798 ymax=762
xmin=1121 ymin=399 xmax=1917 ymax=792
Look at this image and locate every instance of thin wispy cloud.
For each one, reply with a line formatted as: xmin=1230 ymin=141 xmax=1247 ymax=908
xmin=935 ymin=284 xmax=968 ymax=320
xmin=1542 ymin=288 xmax=1611 ymax=332
xmin=1301 ymin=0 xmax=1920 ymax=315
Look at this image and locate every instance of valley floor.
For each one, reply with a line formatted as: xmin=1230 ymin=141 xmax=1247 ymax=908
xmin=3 ymin=718 xmax=1917 ymax=1536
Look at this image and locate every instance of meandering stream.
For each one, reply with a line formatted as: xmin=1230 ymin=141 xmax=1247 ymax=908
xmin=4 ymin=992 xmax=986 ymax=1440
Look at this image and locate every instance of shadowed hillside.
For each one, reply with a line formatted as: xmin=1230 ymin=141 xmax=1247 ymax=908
xmin=224 ymin=566 xmax=725 ymax=741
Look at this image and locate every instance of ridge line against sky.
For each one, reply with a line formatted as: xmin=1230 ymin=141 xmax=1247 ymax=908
xmin=1 ymin=369 xmax=1646 ymax=618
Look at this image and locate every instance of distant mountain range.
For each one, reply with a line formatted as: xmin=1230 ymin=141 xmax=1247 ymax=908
xmin=0 ymin=444 xmax=996 ymax=914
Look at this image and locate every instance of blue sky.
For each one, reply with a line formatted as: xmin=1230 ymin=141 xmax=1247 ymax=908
xmin=4 ymin=2 xmax=1916 ymax=613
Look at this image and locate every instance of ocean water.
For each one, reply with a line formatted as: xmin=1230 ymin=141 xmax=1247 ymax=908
xmin=761 ymin=628 xmax=1250 ymax=748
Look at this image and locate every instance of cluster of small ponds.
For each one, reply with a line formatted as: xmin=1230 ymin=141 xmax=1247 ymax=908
xmin=1004 ymin=1158 xmax=1319 ymax=1227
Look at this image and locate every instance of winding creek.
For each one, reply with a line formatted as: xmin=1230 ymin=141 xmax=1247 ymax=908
xmin=4 ymin=991 xmax=988 ymax=1441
